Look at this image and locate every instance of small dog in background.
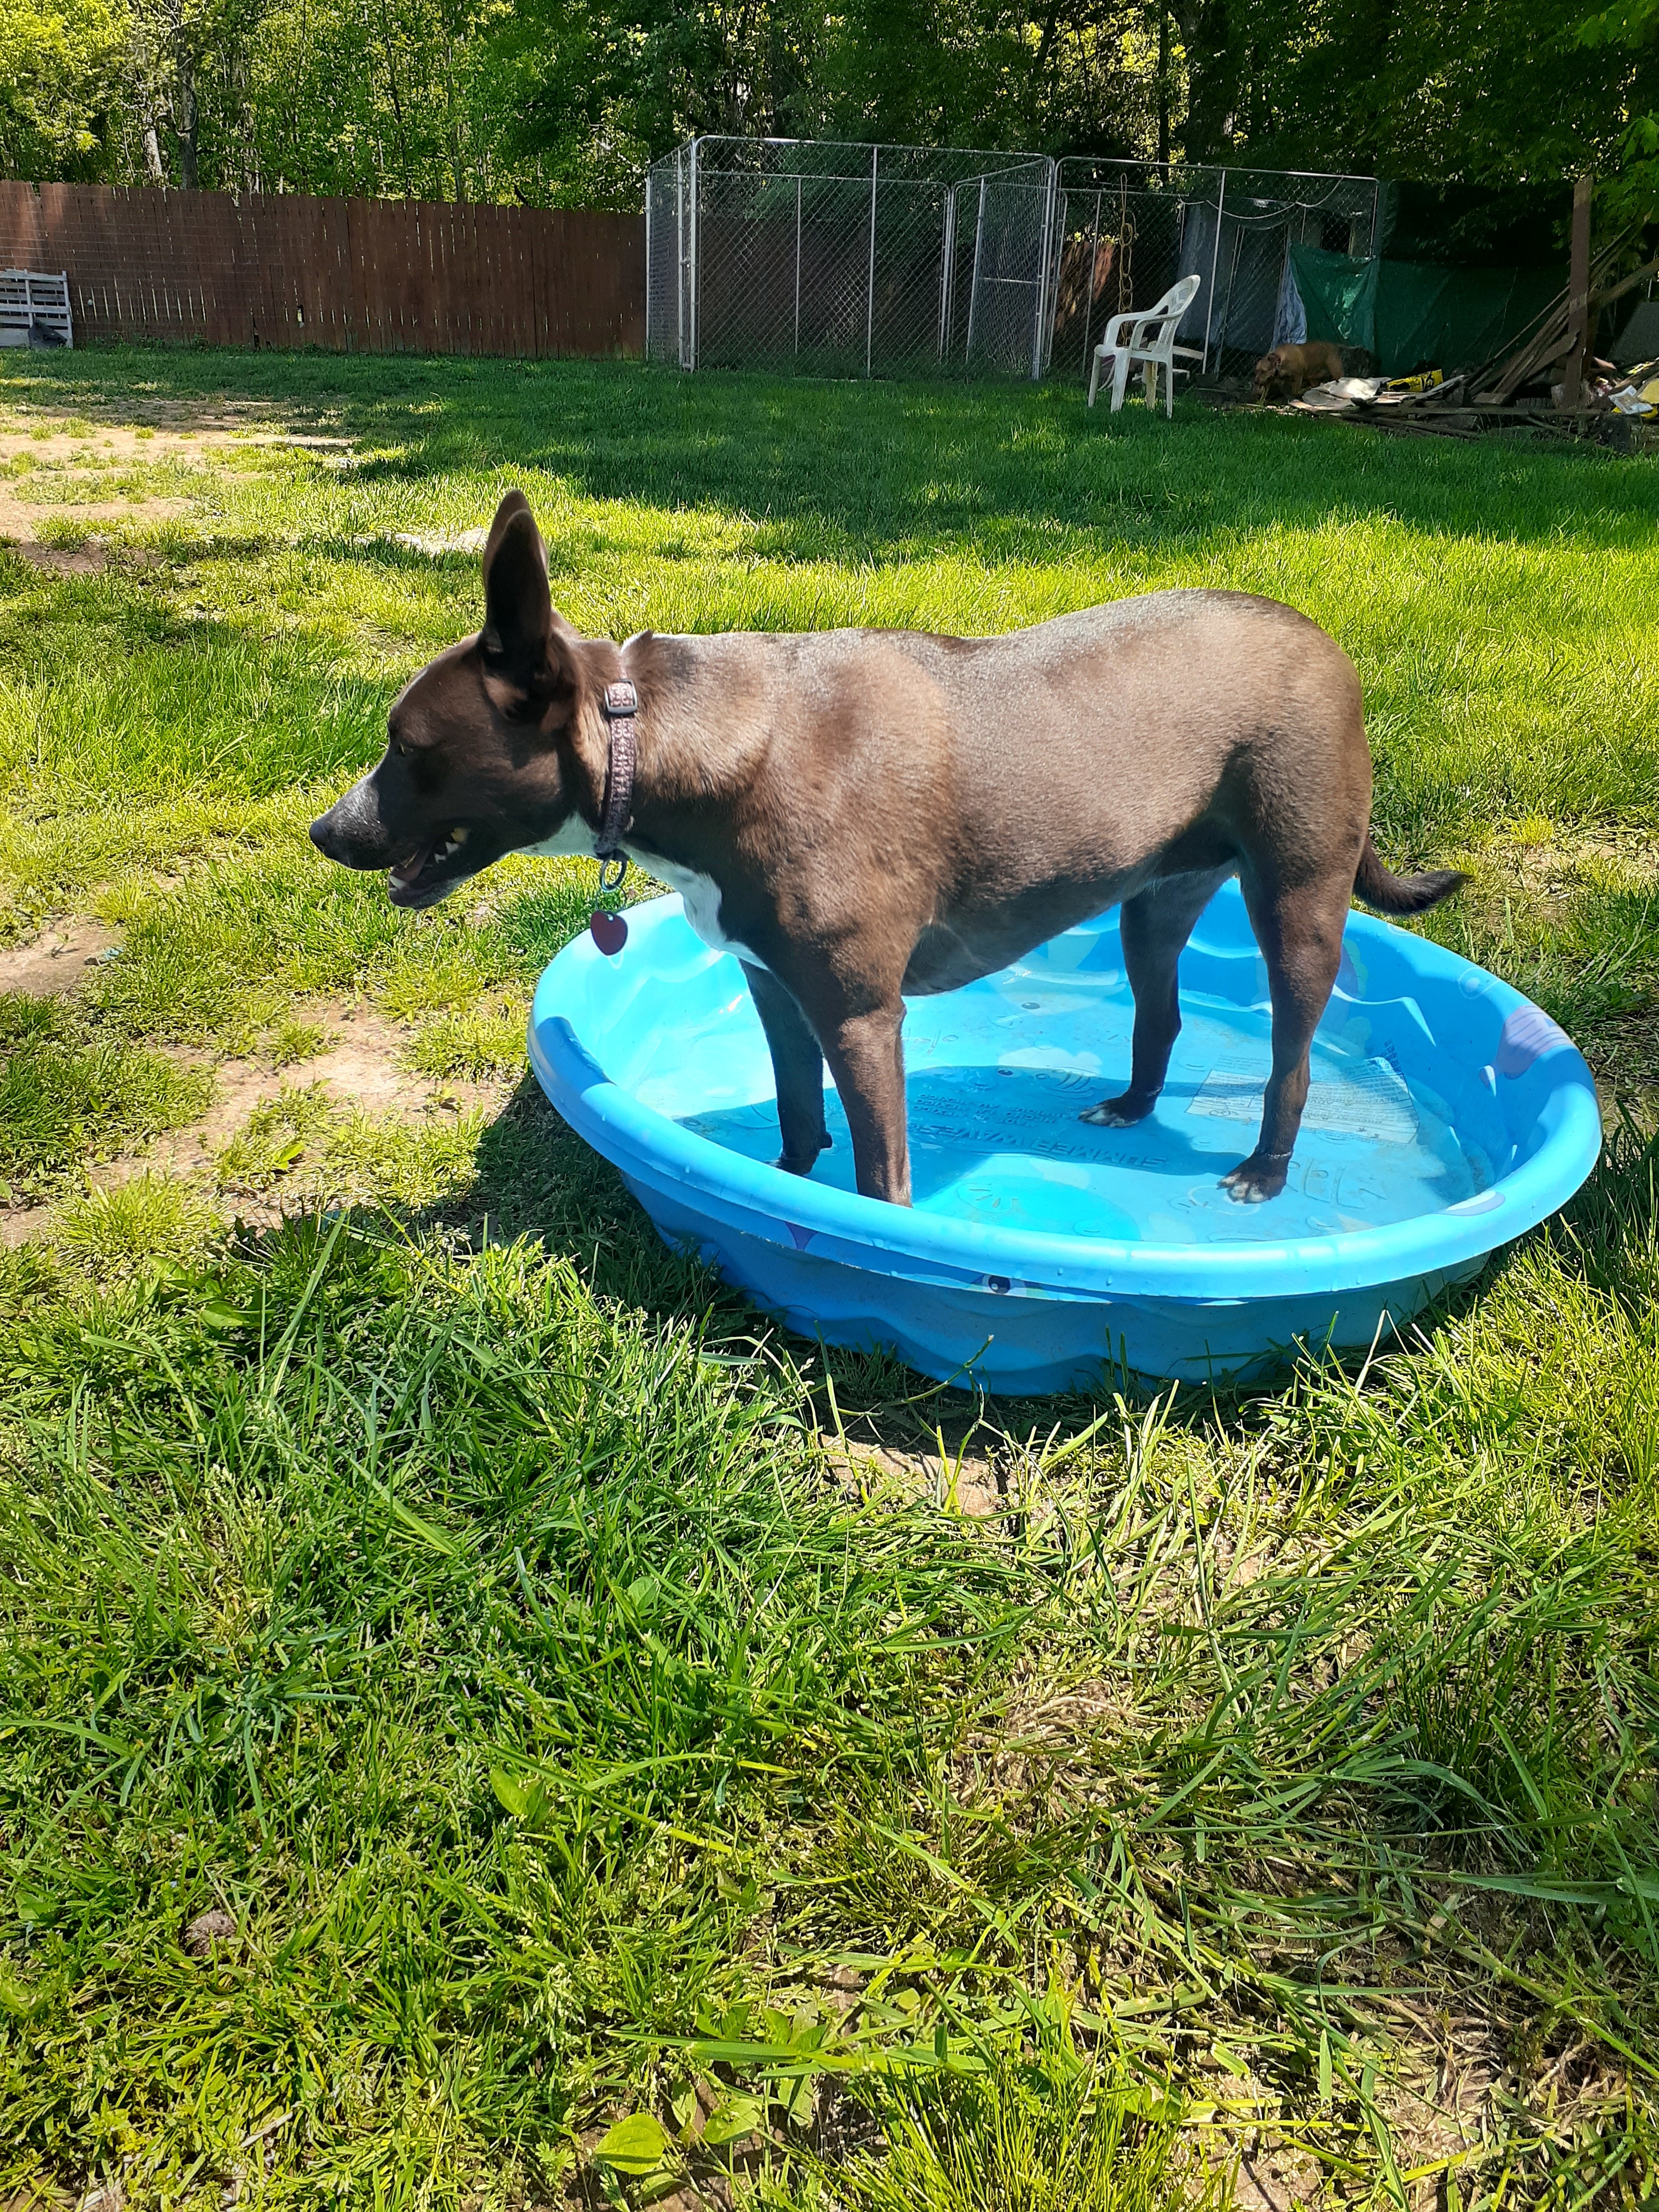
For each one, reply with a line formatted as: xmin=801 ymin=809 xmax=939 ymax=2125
xmin=1254 ymin=340 xmax=1346 ymax=403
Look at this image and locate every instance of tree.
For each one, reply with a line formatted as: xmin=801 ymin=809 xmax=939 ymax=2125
xmin=0 ymin=0 xmax=1651 ymax=230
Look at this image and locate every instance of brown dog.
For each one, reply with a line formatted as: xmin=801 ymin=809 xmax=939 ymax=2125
xmin=1254 ymin=340 xmax=1346 ymax=403
xmin=311 ymin=492 xmax=1463 ymax=1206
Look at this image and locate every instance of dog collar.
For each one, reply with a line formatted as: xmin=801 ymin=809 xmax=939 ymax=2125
xmin=595 ymin=678 xmax=638 ymax=894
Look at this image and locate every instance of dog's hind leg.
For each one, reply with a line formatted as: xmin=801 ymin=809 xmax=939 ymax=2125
xmin=744 ymin=964 xmax=832 ymax=1176
xmin=1221 ymin=870 xmax=1348 ymax=1203
xmin=1082 ymin=869 xmax=1229 ymax=1129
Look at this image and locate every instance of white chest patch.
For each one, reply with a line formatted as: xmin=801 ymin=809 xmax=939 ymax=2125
xmin=518 ymin=819 xmax=600 ymax=860
xmin=513 ymin=823 xmax=766 ymax=970
xmin=638 ymin=852 xmax=768 ymax=970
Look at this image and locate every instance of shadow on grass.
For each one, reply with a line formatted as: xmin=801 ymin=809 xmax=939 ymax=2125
xmin=6 ymin=346 xmax=1655 ymax=563
xmin=387 ymin=1064 xmax=1517 ymax=1471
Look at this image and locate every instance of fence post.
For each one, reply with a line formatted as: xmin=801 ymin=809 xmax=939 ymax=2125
xmin=688 ymin=137 xmax=700 ymax=371
xmin=1036 ymin=157 xmax=1059 ymax=376
xmin=794 ymin=175 xmax=802 ymax=358
xmin=676 ymin=147 xmax=689 ymax=368
xmin=965 ymin=175 xmax=988 ymax=364
xmin=865 ymin=143 xmax=878 ymax=378
xmin=1031 ymin=170 xmax=1045 ymax=378
xmin=644 ymin=176 xmax=652 ymax=359
xmin=1200 ymin=166 xmax=1226 ymax=376
xmin=1560 ymin=171 xmax=1593 ymax=410
xmin=938 ymin=186 xmax=956 ymax=362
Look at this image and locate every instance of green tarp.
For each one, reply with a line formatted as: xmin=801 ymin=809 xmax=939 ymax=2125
xmin=1290 ymin=245 xmax=1560 ymax=375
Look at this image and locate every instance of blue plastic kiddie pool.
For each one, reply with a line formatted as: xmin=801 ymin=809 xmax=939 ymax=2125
xmin=528 ymin=887 xmax=1602 ymax=1393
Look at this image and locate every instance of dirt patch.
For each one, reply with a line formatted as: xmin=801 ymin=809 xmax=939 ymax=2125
xmin=0 ymin=1204 xmax=52 ymax=1251
xmin=0 ymin=406 xmax=355 ymax=543
xmin=391 ymin=527 xmax=488 ymax=557
xmin=829 ymin=1439 xmax=1009 ymax=1518
xmin=0 ymin=920 xmax=121 ymax=991
xmin=0 ymin=495 xmax=185 ymax=537
xmin=7 ymin=540 xmax=112 ymax=574
xmin=2 ymin=967 xmax=512 ymax=1247
xmin=134 ymin=1005 xmax=440 ymax=1185
xmin=1232 ymin=2138 xmax=1321 ymax=2211
xmin=0 ymin=414 xmax=338 ymax=460
xmin=1 ymin=391 xmax=313 ymax=435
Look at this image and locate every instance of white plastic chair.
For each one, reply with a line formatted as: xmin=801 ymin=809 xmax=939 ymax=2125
xmin=1087 ymin=273 xmax=1203 ymax=415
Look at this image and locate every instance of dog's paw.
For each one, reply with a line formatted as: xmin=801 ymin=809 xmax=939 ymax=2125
xmin=1080 ymin=1091 xmax=1154 ymax=1129
xmin=1220 ymin=1153 xmax=1289 ymax=1204
xmin=774 ymin=1135 xmax=831 ymax=1176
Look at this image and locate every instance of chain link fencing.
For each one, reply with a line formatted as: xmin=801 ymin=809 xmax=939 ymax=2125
xmin=647 ymin=140 xmax=1380 ymax=389
xmin=1050 ymin=159 xmax=1381 ymax=386
xmin=647 ymin=138 xmax=1060 ymax=379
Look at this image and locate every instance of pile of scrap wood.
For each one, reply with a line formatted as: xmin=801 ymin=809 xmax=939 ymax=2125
xmin=1321 ymin=243 xmax=1659 ymax=442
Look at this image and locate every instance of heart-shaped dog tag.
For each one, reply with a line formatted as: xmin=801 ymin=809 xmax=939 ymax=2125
xmin=589 ymin=910 xmax=629 ymax=956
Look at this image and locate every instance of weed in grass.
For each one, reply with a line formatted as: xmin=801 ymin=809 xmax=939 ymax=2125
xmin=50 ymin=1172 xmax=218 ymax=1276
xmin=266 ymin=1013 xmax=330 ymax=1065
xmin=0 ymin=990 xmax=211 ymax=1198
xmin=803 ymin=2043 xmax=1207 ymax=2212
xmin=213 ymin=1082 xmax=337 ymax=1191
xmin=213 ymin=1081 xmax=490 ymax=1213
xmin=407 ymin=1000 xmax=527 ymax=1081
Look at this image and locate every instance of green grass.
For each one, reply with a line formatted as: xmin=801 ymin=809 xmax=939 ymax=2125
xmin=1 ymin=347 xmax=1657 ymax=2208
xmin=0 ymin=991 xmax=212 ymax=1201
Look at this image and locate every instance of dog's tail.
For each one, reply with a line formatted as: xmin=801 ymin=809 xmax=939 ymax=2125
xmin=1353 ymin=833 xmax=1467 ymax=916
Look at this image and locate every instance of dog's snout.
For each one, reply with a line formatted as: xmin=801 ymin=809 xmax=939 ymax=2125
xmin=309 ymin=774 xmax=399 ymax=870
xmin=309 ymin=805 xmax=363 ymax=865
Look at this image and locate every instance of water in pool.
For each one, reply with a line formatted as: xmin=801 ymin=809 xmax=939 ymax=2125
xmin=625 ymin=930 xmax=1498 ymax=1246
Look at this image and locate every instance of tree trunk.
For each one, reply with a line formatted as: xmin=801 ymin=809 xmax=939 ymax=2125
xmin=1156 ymin=0 xmax=1170 ymax=166
xmin=1179 ymin=0 xmax=1240 ymax=160
xmin=1028 ymin=0 xmax=1063 ymax=126
xmin=130 ymin=9 xmax=170 ymax=184
xmin=165 ymin=0 xmax=198 ymax=189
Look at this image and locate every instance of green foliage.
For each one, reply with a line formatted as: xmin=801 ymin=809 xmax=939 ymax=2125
xmin=1 ymin=0 xmax=1653 ymax=211
xmin=1180 ymin=0 xmax=1656 ymax=207
xmin=0 ymin=0 xmax=124 ymax=180
xmin=1580 ymin=0 xmax=1659 ymax=224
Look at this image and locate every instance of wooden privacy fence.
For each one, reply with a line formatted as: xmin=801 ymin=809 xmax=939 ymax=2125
xmin=0 ymin=181 xmax=645 ymax=357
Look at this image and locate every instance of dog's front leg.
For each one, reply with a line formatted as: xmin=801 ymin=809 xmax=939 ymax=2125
xmin=818 ymin=1002 xmax=911 ymax=1206
xmin=743 ymin=965 xmax=831 ymax=1175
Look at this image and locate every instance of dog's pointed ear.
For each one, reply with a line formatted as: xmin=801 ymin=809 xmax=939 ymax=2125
xmin=480 ymin=494 xmax=577 ymax=715
xmin=481 ymin=493 xmax=551 ymax=671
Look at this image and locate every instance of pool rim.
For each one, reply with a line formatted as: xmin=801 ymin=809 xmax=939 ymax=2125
xmin=528 ymin=893 xmax=1603 ymax=1306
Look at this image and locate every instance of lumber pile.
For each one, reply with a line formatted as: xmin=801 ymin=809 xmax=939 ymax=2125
xmin=1288 ymin=246 xmax=1659 ymax=445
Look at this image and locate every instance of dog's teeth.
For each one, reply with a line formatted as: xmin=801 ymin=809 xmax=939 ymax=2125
xmin=450 ymin=825 xmax=469 ymax=846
